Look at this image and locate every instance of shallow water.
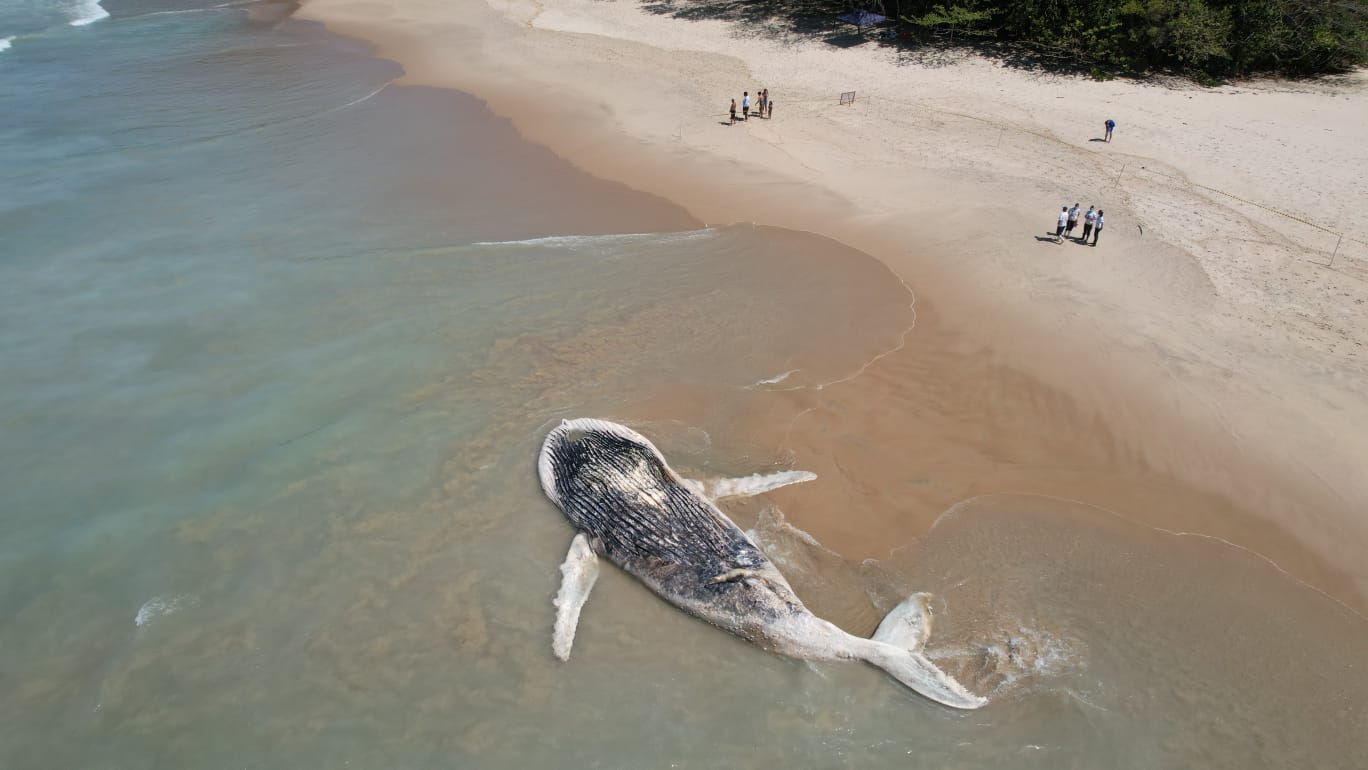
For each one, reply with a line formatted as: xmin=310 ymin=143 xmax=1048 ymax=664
xmin=3 ymin=0 xmax=1366 ymax=767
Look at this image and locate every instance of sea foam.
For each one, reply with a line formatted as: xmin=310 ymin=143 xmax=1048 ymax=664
xmin=0 ymin=37 xmax=13 ymax=52
xmin=135 ymin=595 xmax=189 ymax=627
xmin=471 ymin=228 xmax=712 ymax=250
xmin=746 ymin=369 xmax=799 ymax=388
xmin=67 ymin=0 xmax=109 ymax=26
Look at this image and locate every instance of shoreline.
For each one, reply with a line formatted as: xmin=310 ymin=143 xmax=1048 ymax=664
xmin=293 ymin=0 xmax=1368 ymax=610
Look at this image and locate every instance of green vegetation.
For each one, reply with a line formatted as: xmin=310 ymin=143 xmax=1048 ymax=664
xmin=896 ymin=0 xmax=1368 ymax=78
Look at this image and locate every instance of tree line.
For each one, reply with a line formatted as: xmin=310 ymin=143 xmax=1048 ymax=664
xmin=890 ymin=0 xmax=1368 ymax=79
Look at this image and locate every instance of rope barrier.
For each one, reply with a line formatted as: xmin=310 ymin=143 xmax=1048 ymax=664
xmin=1132 ymin=165 xmax=1366 ymax=248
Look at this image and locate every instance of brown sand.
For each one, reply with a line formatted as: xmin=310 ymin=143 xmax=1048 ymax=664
xmin=295 ymin=0 xmax=1368 ymax=613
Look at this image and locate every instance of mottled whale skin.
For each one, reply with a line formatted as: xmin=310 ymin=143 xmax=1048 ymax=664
xmin=538 ymin=418 xmax=986 ymax=710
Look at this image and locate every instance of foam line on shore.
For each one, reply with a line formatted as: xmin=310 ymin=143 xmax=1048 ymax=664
xmin=343 ymin=83 xmax=387 ymax=108
xmin=67 ymin=0 xmax=108 ymax=26
xmin=752 ymin=268 xmax=917 ymax=393
xmin=470 ymin=228 xmax=714 ymax=250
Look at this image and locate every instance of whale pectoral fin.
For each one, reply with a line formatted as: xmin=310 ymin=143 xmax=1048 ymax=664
xmin=871 ymin=592 xmax=933 ymax=653
xmin=552 ymin=533 xmax=601 ymax=662
xmin=690 ymin=470 xmax=818 ymax=501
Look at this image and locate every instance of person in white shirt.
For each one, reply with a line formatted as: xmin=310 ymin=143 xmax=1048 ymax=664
xmin=1066 ymin=203 xmax=1081 ymax=239
xmin=1092 ymin=211 xmax=1105 ymax=246
xmin=1056 ymin=206 xmax=1069 ymax=241
xmin=742 ymin=91 xmax=750 ymax=120
xmin=1081 ymin=206 xmax=1096 ymax=241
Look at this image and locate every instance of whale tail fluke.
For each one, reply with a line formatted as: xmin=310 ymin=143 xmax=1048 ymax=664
xmin=863 ymin=644 xmax=987 ymax=709
xmin=871 ymin=592 xmax=935 ymax=651
xmin=863 ymin=593 xmax=988 ymax=710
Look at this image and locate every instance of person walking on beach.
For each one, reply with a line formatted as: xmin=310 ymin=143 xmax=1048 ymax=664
xmin=1081 ymin=205 xmax=1096 ymax=242
xmin=1056 ymin=206 xmax=1069 ymax=242
xmin=761 ymin=89 xmax=769 ymax=118
xmin=729 ymin=98 xmax=737 ymax=124
xmin=1066 ymin=203 xmax=1080 ymax=239
xmin=1104 ymin=118 xmax=1115 ymax=142
xmin=742 ymin=91 xmax=750 ymax=120
xmin=1092 ymin=210 xmax=1105 ymax=245
xmin=767 ymin=97 xmax=773 ymax=119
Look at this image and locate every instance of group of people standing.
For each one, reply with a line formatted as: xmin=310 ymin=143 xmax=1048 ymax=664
xmin=1055 ymin=203 xmax=1104 ymax=246
xmin=1049 ymin=119 xmax=1115 ymax=245
xmin=728 ymin=89 xmax=773 ymax=124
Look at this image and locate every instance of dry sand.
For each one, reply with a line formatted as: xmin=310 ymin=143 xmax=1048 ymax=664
xmin=296 ymin=0 xmax=1368 ymax=609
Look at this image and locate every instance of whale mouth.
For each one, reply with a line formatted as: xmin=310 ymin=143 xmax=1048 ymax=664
xmin=539 ymin=418 xmax=664 ymax=507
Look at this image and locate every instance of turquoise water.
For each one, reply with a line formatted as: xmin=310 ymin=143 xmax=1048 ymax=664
xmin=0 ymin=2 xmax=922 ymax=764
xmin=4 ymin=2 xmax=1367 ymax=767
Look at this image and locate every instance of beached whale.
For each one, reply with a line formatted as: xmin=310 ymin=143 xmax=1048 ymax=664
xmin=537 ymin=417 xmax=986 ymax=710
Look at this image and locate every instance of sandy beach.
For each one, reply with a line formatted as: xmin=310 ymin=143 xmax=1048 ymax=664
xmin=296 ymin=0 xmax=1368 ymax=611
xmin=10 ymin=2 xmax=1368 ymax=764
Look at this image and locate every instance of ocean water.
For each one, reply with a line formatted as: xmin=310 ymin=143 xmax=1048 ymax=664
xmin=3 ymin=1 xmax=1367 ymax=767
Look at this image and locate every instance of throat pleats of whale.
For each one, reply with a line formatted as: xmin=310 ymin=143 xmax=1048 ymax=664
xmin=538 ymin=417 xmax=987 ymax=710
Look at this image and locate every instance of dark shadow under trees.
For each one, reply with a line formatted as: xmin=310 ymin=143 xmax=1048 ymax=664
xmin=635 ymin=0 xmax=1368 ymax=81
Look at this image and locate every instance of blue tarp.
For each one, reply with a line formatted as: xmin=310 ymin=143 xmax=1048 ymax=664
xmin=836 ymin=10 xmax=887 ymax=28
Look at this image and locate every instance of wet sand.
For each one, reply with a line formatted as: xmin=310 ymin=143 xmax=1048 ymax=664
xmin=609 ymin=256 xmax=1368 ymax=625
xmin=293 ymin=0 xmax=1368 ymax=617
